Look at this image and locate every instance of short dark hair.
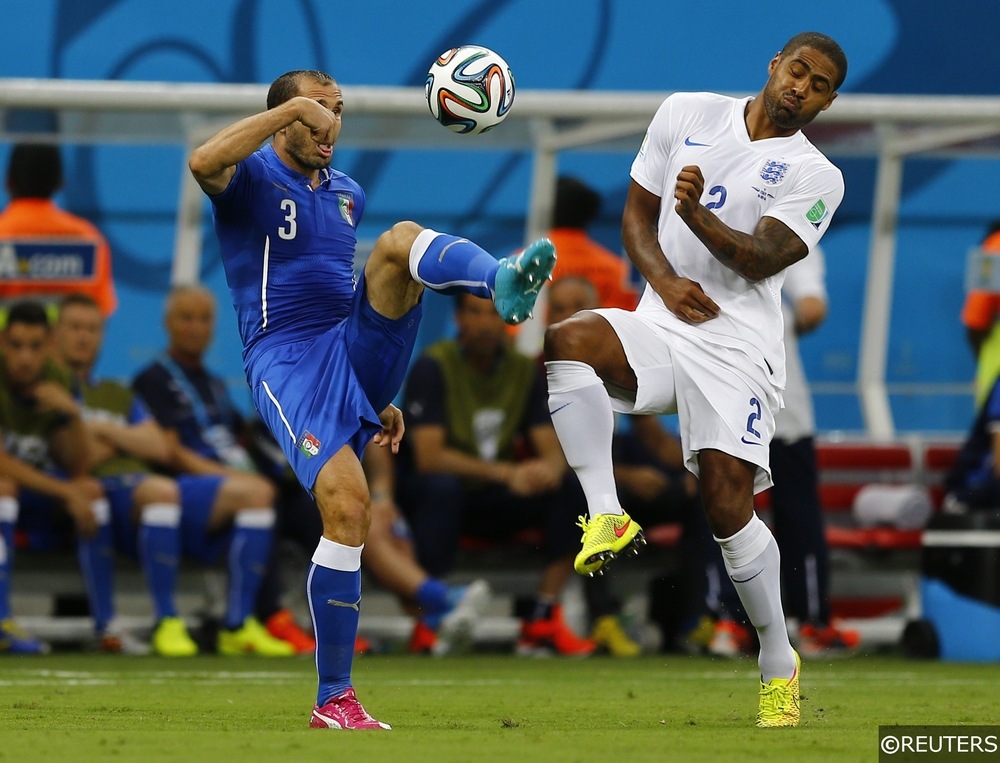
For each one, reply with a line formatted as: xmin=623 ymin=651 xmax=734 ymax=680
xmin=267 ymin=69 xmax=336 ymax=110
xmin=7 ymin=143 xmax=62 ymax=199
xmin=553 ymin=176 xmax=601 ymax=229
xmin=780 ymin=32 xmax=848 ymax=91
xmin=58 ymin=292 xmax=101 ymax=315
xmin=5 ymin=300 xmax=51 ymax=331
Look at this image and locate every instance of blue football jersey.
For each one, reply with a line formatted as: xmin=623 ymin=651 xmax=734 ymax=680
xmin=209 ymin=144 xmax=366 ymax=366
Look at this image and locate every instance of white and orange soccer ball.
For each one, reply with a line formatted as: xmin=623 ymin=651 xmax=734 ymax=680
xmin=425 ymin=45 xmax=515 ymax=135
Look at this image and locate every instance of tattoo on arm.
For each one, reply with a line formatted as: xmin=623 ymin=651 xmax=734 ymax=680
xmin=694 ymin=213 xmax=807 ymax=281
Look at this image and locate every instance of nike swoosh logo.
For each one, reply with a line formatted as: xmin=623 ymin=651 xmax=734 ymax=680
xmin=326 ymin=599 xmax=360 ymax=611
xmin=613 ymin=519 xmax=632 ymax=538
xmin=549 ymin=402 xmax=573 ymax=416
xmin=271 ymin=181 xmax=290 ymax=192
xmin=730 ymin=569 xmax=764 ymax=584
xmin=684 ymin=137 xmax=712 ymax=147
xmin=741 ymin=436 xmax=762 ymax=446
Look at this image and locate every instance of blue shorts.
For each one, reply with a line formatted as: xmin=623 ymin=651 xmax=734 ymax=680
xmin=15 ymin=490 xmax=72 ymax=552
xmin=177 ymin=474 xmax=228 ymax=564
xmin=105 ymin=473 xmax=227 ymax=564
xmin=249 ymin=273 xmax=422 ymax=492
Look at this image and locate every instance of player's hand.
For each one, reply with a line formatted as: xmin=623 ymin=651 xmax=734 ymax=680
xmin=674 ymin=165 xmax=705 ymax=221
xmin=615 ymin=465 xmax=670 ymax=502
xmin=656 ymin=274 xmax=720 ymax=324
xmin=62 ymin=477 xmax=104 ymax=538
xmin=293 ymin=97 xmax=340 ymax=145
xmin=374 ymin=404 xmax=404 ymax=453
xmin=30 ymin=382 xmax=80 ymax=417
xmin=509 ymin=460 xmax=560 ymax=496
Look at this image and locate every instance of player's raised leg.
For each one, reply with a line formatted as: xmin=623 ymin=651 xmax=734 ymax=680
xmin=308 ymin=445 xmax=390 ymax=730
xmin=543 ymin=312 xmax=644 ymax=576
xmin=363 ymin=221 xmax=555 ymax=325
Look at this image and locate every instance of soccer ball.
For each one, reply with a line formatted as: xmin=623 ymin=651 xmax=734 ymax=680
xmin=425 ymin=45 xmax=515 ymax=135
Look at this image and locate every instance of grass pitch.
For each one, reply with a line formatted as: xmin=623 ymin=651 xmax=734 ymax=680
xmin=1 ymin=653 xmax=997 ymax=763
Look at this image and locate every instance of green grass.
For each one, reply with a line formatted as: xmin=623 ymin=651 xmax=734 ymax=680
xmin=0 ymin=653 xmax=997 ymax=763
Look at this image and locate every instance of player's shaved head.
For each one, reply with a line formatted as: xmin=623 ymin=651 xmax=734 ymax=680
xmin=267 ymin=69 xmax=337 ymax=109
xmin=164 ymin=284 xmax=215 ymax=319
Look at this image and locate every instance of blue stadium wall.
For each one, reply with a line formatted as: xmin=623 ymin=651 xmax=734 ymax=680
xmin=2 ymin=0 xmax=999 ymax=435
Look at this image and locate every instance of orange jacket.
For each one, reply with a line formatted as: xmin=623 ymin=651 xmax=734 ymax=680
xmin=547 ymin=228 xmax=638 ymax=310
xmin=0 ymin=198 xmax=117 ymax=316
xmin=961 ymin=231 xmax=1000 ymax=331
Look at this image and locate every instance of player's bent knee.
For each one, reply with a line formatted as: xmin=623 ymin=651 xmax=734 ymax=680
xmin=132 ymin=474 xmax=180 ymax=507
xmin=317 ymin=499 xmax=370 ymax=544
xmin=233 ymin=473 xmax=277 ymax=507
xmin=544 ymin=316 xmax=593 ymax=362
xmin=373 ymin=220 xmax=422 ymax=265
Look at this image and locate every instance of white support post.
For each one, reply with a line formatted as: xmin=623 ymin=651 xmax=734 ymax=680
xmin=514 ymin=118 xmax=559 ymax=356
xmin=171 ymin=143 xmax=205 ymax=286
xmin=858 ymin=129 xmax=903 ymax=441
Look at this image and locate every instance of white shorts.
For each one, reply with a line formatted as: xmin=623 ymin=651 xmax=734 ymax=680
xmin=593 ymin=307 xmax=780 ymax=494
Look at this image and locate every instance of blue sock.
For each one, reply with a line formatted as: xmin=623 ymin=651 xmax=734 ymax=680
xmin=415 ymin=578 xmax=451 ymax=617
xmin=77 ymin=499 xmax=115 ymax=634
xmin=138 ymin=504 xmax=181 ymax=621
xmin=410 ymin=229 xmax=499 ymax=297
xmin=0 ymin=497 xmax=16 ymax=620
xmin=0 ymin=533 xmax=13 ymax=622
xmin=224 ymin=509 xmax=275 ymax=630
xmin=308 ymin=538 xmax=362 ymax=706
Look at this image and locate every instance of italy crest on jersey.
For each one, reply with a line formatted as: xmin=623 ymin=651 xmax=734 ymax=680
xmin=337 ymin=193 xmax=355 ymax=227
xmin=759 ymin=159 xmax=790 ymax=186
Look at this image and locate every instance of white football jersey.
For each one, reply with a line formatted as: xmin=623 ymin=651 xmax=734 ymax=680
xmin=630 ymin=91 xmax=844 ymax=389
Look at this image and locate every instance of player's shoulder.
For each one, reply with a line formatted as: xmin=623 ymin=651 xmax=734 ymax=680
xmin=42 ymin=359 xmax=73 ymax=389
xmin=794 ymin=137 xmax=844 ymax=186
xmin=323 ymin=167 xmax=363 ymax=194
xmin=131 ymin=360 xmax=168 ymax=389
xmin=663 ymin=90 xmax=735 ymax=111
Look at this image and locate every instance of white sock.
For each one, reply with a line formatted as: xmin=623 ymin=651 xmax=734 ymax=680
xmin=312 ymin=537 xmax=364 ymax=572
xmin=545 ymin=360 xmax=622 ymax=518
xmin=716 ymin=513 xmax=795 ymax=682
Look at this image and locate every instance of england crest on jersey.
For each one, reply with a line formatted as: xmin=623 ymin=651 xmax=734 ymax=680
xmin=759 ymin=159 xmax=790 ymax=186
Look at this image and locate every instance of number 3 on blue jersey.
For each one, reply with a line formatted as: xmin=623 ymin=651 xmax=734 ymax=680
xmin=279 ymin=199 xmax=297 ymax=240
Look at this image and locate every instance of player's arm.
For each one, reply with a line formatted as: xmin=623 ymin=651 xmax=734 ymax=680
xmin=409 ymin=424 xmax=516 ymax=485
xmin=622 ymin=180 xmax=720 ymax=324
xmin=0 ymin=438 xmax=71 ymax=501
xmin=362 ymin=441 xmax=396 ymax=502
xmin=793 ymin=294 xmax=828 ymax=336
xmin=674 ymin=165 xmax=808 ymax=281
xmin=188 ymin=96 xmax=341 ymax=195
xmin=521 ymin=424 xmax=569 ymax=492
xmin=32 ymin=381 xmax=90 ymax=478
xmin=160 ymin=428 xmax=233 ymax=477
xmin=87 ymin=418 xmax=171 ymax=466
xmin=0 ymin=434 xmax=102 ymax=536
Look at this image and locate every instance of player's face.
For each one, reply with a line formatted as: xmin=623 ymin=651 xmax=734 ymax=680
xmin=54 ymin=304 xmax=104 ymax=372
xmin=455 ymin=295 xmax=508 ymax=355
xmin=0 ymin=323 xmax=51 ymax=388
xmin=165 ymin=292 xmax=215 ymax=360
xmin=762 ymin=46 xmax=839 ymax=132
xmin=283 ymin=79 xmax=344 ymax=173
xmin=547 ymin=281 xmax=598 ymax=326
